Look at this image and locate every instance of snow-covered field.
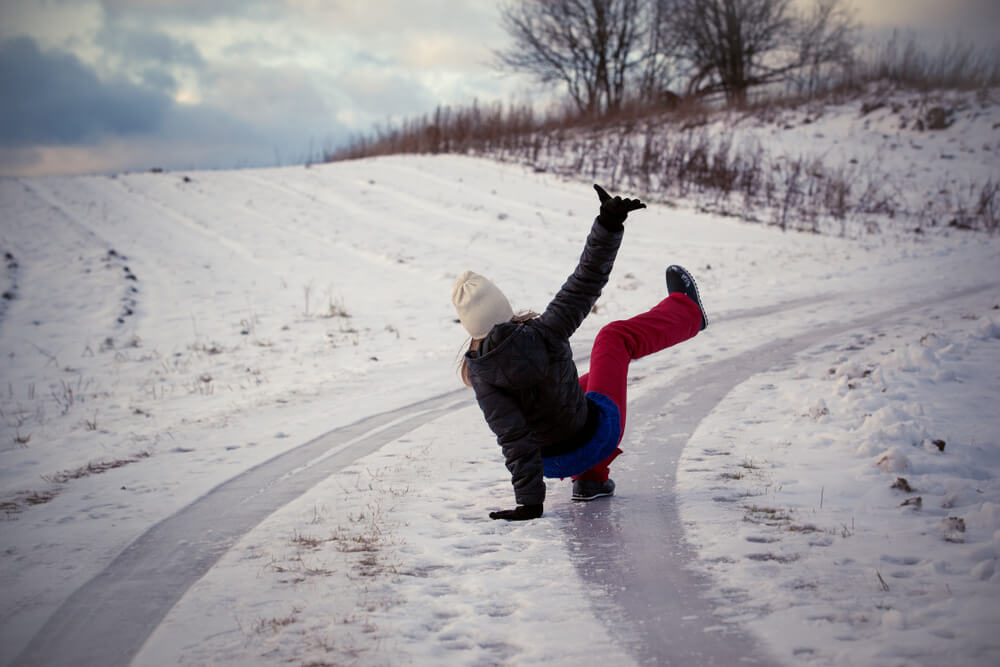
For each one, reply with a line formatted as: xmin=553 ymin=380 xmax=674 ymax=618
xmin=520 ymin=86 xmax=1000 ymax=239
xmin=679 ymin=298 xmax=1000 ymax=666
xmin=1 ymin=100 xmax=999 ymax=666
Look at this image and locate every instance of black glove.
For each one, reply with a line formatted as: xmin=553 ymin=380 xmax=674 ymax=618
xmin=489 ymin=504 xmax=543 ymax=521
xmin=594 ymin=184 xmax=645 ymax=231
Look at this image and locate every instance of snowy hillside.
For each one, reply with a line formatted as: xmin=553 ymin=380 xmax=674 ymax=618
xmin=1 ymin=109 xmax=999 ymax=665
xmin=486 ymin=86 xmax=1000 ymax=238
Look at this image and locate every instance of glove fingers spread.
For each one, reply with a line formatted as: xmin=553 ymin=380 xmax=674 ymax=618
xmin=595 ymin=184 xmax=645 ymax=230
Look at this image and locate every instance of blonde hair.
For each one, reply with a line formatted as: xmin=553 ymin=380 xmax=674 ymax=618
xmin=458 ymin=311 xmax=539 ymax=387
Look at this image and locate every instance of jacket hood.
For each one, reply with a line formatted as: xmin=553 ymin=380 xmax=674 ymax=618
xmin=467 ymin=321 xmax=548 ymax=390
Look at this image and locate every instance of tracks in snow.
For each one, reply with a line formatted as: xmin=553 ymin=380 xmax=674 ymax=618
xmin=559 ymin=280 xmax=996 ymax=664
xmin=12 ymin=282 xmax=999 ymax=666
xmin=13 ymin=390 xmax=470 ymax=667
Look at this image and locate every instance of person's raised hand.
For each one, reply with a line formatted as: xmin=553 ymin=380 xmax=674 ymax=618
xmin=594 ymin=184 xmax=645 ymax=231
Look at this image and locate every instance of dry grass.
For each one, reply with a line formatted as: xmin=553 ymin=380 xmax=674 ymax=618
xmin=252 ymin=608 xmax=300 ymax=635
xmin=743 ymin=504 xmax=793 ymax=525
xmin=2 ymin=488 xmax=59 ymax=517
xmin=3 ymin=450 xmax=152 ymax=517
xmin=41 ymin=450 xmax=151 ymax=484
xmin=329 ymin=102 xmax=997 ymax=233
xmin=326 ymin=36 xmax=999 ymax=234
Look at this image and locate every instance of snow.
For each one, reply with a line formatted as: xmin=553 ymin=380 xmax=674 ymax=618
xmin=1 ymin=92 xmax=999 ymax=665
xmin=678 ymin=299 xmax=1000 ymax=666
xmin=519 ymin=86 xmax=1000 ymax=238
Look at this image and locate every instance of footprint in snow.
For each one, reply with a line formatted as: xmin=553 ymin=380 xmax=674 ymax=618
xmin=476 ymin=600 xmax=516 ymax=618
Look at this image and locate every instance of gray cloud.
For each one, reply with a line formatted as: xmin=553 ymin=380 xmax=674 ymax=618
xmin=96 ymin=23 xmax=204 ymax=69
xmin=0 ymin=33 xmax=334 ymax=172
xmin=334 ymin=65 xmax=437 ymax=117
xmin=221 ymin=38 xmax=296 ymax=62
xmin=0 ymin=36 xmax=169 ymax=147
xmin=855 ymin=0 xmax=1000 ymax=44
xmin=139 ymin=66 xmax=179 ymax=93
xmin=98 ymin=0 xmax=277 ymax=22
xmin=0 ymin=1 xmax=519 ymax=174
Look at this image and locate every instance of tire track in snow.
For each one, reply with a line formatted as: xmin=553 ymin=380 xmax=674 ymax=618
xmin=18 ymin=180 xmax=116 ymax=250
xmin=12 ymin=180 xmax=143 ymax=333
xmin=12 ymin=389 xmax=472 ymax=667
xmin=110 ymin=177 xmax=260 ymax=265
xmin=232 ymin=171 xmax=427 ymax=270
xmin=24 ymin=177 xmax=237 ymax=340
xmin=342 ymin=158 xmax=579 ymax=239
xmin=560 ymin=280 xmax=1000 ymax=665
xmin=12 ymin=284 xmax=997 ymax=666
xmin=125 ymin=171 xmax=387 ymax=273
xmin=235 ymin=169 xmax=565 ymax=283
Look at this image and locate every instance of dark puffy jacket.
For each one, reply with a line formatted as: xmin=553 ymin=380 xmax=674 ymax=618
xmin=465 ymin=218 xmax=624 ymax=505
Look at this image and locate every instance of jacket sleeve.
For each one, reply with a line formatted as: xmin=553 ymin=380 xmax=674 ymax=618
xmin=537 ymin=218 xmax=624 ymax=340
xmin=469 ymin=376 xmax=546 ymax=506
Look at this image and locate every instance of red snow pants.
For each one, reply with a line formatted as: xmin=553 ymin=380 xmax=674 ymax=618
xmin=574 ymin=292 xmax=703 ymax=482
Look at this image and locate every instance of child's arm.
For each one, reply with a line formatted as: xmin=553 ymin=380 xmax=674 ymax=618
xmin=469 ymin=374 xmax=546 ymax=517
xmin=537 ymin=185 xmax=643 ymax=339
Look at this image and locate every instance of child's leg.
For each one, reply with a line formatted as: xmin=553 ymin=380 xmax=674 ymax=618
xmin=576 ymin=292 xmax=702 ymax=481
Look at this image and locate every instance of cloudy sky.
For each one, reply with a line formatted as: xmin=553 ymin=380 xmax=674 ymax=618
xmin=1 ymin=0 xmax=997 ymax=177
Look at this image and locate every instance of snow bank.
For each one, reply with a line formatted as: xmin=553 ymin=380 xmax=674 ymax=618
xmin=678 ymin=298 xmax=1000 ymax=666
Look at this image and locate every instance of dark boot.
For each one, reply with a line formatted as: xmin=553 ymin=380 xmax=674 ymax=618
xmin=572 ymin=478 xmax=616 ymax=501
xmin=665 ymin=265 xmax=708 ymax=331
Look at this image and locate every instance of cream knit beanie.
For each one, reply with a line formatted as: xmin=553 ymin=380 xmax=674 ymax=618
xmin=451 ymin=270 xmax=514 ymax=339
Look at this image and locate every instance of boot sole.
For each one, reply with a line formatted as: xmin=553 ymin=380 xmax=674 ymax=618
xmin=572 ymin=491 xmax=615 ymax=501
xmin=666 ymin=265 xmax=708 ymax=330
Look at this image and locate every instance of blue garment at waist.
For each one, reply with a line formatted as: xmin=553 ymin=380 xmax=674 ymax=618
xmin=541 ymin=392 xmax=621 ymax=478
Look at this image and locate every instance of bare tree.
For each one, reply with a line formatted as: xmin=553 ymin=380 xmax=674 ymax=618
xmin=668 ymin=0 xmax=792 ymax=103
xmin=664 ymin=0 xmax=857 ymax=104
xmin=792 ymin=0 xmax=858 ymax=95
xmin=637 ymin=0 xmax=685 ymax=105
xmin=495 ymin=0 xmax=652 ymax=114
